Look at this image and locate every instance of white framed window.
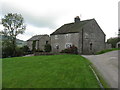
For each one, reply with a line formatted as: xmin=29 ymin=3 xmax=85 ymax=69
xmin=66 ymin=34 xmax=69 ymax=37
xmin=55 ymin=35 xmax=58 ymax=39
xmin=65 ymin=34 xmax=71 ymax=38
xmin=56 ymin=45 xmax=59 ymax=49
xmin=84 ymin=33 xmax=89 ymax=39
xmin=55 ymin=44 xmax=59 ymax=49
xmin=65 ymin=43 xmax=72 ymax=48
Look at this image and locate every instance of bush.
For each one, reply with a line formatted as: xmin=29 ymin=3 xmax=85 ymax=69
xmin=61 ymin=45 xmax=78 ymax=54
xmin=20 ymin=45 xmax=30 ymax=55
xmin=15 ymin=47 xmax=24 ymax=56
xmin=35 ymin=49 xmax=43 ymax=52
xmin=2 ymin=40 xmax=14 ymax=58
xmin=107 ymin=37 xmax=120 ymax=48
xmin=44 ymin=44 xmax=51 ymax=52
xmin=2 ymin=40 xmax=31 ymax=58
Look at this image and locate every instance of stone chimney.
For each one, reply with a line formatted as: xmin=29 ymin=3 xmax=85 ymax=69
xmin=74 ymin=16 xmax=80 ymax=23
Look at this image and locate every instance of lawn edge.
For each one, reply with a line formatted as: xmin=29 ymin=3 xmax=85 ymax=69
xmin=81 ymin=56 xmax=110 ymax=88
xmin=90 ymin=64 xmax=110 ymax=88
xmin=95 ymin=48 xmax=120 ymax=55
xmin=89 ymin=65 xmax=104 ymax=88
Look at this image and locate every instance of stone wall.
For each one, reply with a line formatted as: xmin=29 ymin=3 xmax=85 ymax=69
xmin=27 ymin=41 xmax=33 ymax=51
xmin=79 ymin=20 xmax=106 ymax=54
xmin=51 ymin=20 xmax=106 ymax=54
xmin=38 ymin=35 xmax=51 ymax=50
xmin=51 ymin=33 xmax=79 ymax=53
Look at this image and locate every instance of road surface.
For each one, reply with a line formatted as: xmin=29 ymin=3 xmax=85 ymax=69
xmin=82 ymin=50 xmax=119 ymax=88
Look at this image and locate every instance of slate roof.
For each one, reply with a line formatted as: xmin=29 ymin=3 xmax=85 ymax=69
xmin=27 ymin=34 xmax=48 ymax=41
xmin=51 ymin=19 xmax=96 ymax=35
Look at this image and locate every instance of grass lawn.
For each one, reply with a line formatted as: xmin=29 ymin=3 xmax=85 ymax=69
xmin=0 ymin=59 xmax=2 ymax=89
xmin=2 ymin=55 xmax=100 ymax=88
xmin=96 ymin=48 xmax=120 ymax=55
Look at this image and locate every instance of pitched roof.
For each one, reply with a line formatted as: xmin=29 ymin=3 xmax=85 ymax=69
xmin=27 ymin=34 xmax=49 ymax=41
xmin=51 ymin=19 xmax=95 ymax=35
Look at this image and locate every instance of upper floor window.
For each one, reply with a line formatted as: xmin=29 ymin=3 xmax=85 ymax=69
xmin=55 ymin=35 xmax=58 ymax=39
xmin=84 ymin=33 xmax=89 ymax=39
xmin=65 ymin=34 xmax=71 ymax=38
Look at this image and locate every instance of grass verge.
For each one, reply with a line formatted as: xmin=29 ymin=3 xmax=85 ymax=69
xmin=96 ymin=48 xmax=120 ymax=55
xmin=90 ymin=64 xmax=110 ymax=88
xmin=81 ymin=56 xmax=110 ymax=88
xmin=3 ymin=55 xmax=100 ymax=88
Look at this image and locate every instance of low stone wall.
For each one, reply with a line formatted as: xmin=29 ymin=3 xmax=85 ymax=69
xmin=34 ymin=52 xmax=70 ymax=56
xmin=105 ymin=43 xmax=112 ymax=49
xmin=34 ymin=52 xmax=54 ymax=56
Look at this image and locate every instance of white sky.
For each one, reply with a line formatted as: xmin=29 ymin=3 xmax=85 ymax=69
xmin=0 ymin=0 xmax=119 ymax=41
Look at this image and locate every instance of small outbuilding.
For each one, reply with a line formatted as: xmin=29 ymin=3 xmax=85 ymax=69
xmin=27 ymin=34 xmax=50 ymax=51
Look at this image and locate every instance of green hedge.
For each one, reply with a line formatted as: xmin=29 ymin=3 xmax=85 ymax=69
xmin=96 ymin=48 xmax=120 ymax=55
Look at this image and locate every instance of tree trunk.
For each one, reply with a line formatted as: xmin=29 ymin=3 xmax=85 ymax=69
xmin=12 ymin=37 xmax=16 ymax=56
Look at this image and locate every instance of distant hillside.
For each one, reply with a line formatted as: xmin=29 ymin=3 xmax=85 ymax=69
xmin=0 ymin=35 xmax=27 ymax=47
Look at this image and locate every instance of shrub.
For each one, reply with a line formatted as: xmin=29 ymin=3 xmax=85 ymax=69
xmin=107 ymin=37 xmax=120 ymax=48
xmin=61 ymin=45 xmax=78 ymax=54
xmin=2 ymin=41 xmax=30 ymax=58
xmin=44 ymin=44 xmax=51 ymax=52
xmin=20 ymin=45 xmax=30 ymax=55
xmin=2 ymin=40 xmax=14 ymax=58
xmin=15 ymin=47 xmax=24 ymax=56
xmin=35 ymin=49 xmax=43 ymax=52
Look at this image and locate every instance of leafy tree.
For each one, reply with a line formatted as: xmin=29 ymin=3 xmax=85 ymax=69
xmin=1 ymin=13 xmax=26 ymax=56
xmin=107 ymin=37 xmax=120 ymax=48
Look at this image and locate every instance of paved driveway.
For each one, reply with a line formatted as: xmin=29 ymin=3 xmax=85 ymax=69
xmin=82 ymin=50 xmax=119 ymax=88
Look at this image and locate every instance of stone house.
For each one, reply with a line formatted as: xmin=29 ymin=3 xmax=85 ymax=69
xmin=27 ymin=34 xmax=50 ymax=51
xmin=50 ymin=16 xmax=106 ymax=54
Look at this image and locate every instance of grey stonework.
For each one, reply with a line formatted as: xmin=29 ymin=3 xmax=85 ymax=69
xmin=50 ymin=18 xmax=107 ymax=55
xmin=27 ymin=35 xmax=50 ymax=51
xmin=105 ymin=43 xmax=112 ymax=49
xmin=27 ymin=17 xmax=111 ymax=55
xmin=51 ymin=33 xmax=79 ymax=53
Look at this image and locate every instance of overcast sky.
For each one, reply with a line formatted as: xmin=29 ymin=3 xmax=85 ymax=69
xmin=0 ymin=0 xmax=119 ymax=41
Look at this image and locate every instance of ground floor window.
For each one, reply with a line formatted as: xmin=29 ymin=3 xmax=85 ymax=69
xmin=55 ymin=45 xmax=59 ymax=49
xmin=90 ymin=43 xmax=92 ymax=50
xmin=46 ymin=41 xmax=48 ymax=44
xmin=65 ymin=43 xmax=72 ymax=48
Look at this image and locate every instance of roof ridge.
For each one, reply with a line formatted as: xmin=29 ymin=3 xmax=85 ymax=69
xmin=64 ymin=18 xmax=94 ymax=25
